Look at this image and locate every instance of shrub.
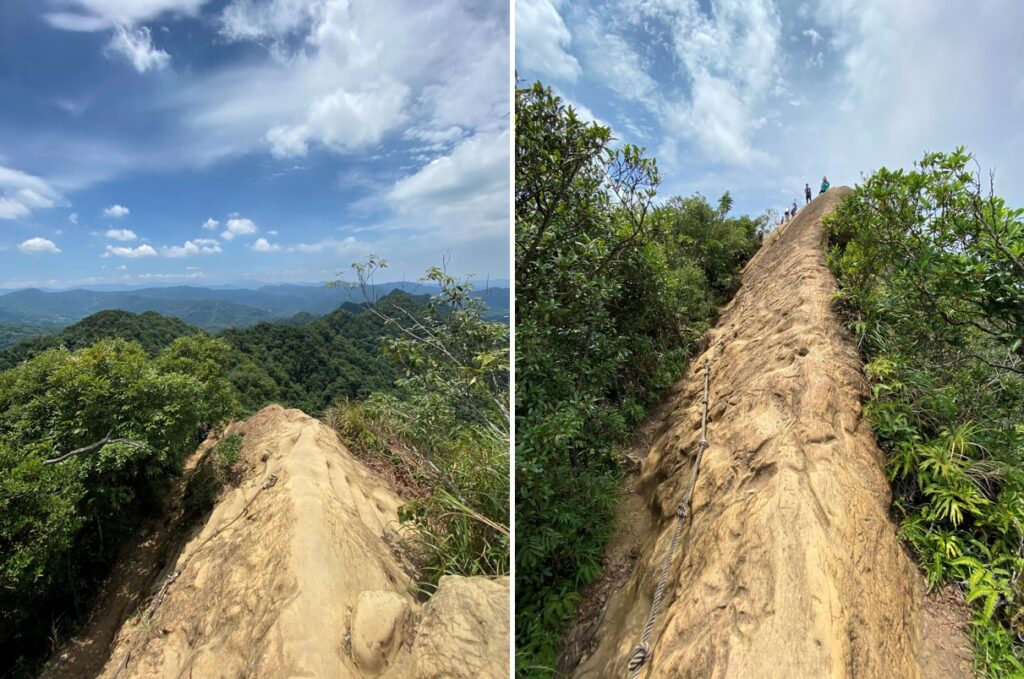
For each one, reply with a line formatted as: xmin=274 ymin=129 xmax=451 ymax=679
xmin=825 ymin=147 xmax=1024 ymax=676
xmin=327 ymin=262 xmax=510 ymax=592
xmin=0 ymin=336 xmax=238 ymax=671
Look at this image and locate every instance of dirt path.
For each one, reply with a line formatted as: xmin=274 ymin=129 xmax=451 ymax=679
xmin=569 ymin=189 xmax=972 ymax=678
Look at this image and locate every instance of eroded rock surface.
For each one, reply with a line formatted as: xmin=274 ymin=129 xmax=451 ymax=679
xmin=94 ymin=405 xmax=508 ymax=678
xmin=574 ymin=190 xmax=968 ymax=678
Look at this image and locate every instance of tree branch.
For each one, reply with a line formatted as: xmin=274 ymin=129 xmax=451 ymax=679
xmin=45 ymin=432 xmax=148 ymax=465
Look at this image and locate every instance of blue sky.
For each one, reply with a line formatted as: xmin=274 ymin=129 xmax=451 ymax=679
xmin=0 ymin=0 xmax=509 ymax=289
xmin=516 ymin=0 xmax=1024 ymax=219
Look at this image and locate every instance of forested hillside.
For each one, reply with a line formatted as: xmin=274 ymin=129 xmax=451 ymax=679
xmin=0 ymin=310 xmax=199 ymax=371
xmin=514 ymin=82 xmax=765 ymax=673
xmin=0 ymin=321 xmax=62 ymax=350
xmin=0 ymin=296 xmax=411 ymax=416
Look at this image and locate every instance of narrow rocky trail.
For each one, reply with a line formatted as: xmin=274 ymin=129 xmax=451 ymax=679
xmin=42 ymin=405 xmax=509 ymax=679
xmin=569 ymin=189 xmax=972 ymax=678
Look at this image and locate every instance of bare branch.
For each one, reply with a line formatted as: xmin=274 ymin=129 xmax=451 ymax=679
xmin=45 ymin=432 xmax=148 ymax=465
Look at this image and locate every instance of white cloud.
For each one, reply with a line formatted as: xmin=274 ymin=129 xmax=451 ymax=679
xmin=18 ymin=237 xmax=62 ymax=255
xmin=105 ymin=25 xmax=171 ymax=73
xmin=516 ymin=0 xmax=581 ymax=81
xmin=116 ymin=264 xmax=128 ymax=270
xmin=221 ymin=217 xmax=259 ymax=240
xmin=201 ymin=217 xmax=219 ymax=230
xmin=266 ymin=79 xmax=410 ymax=158
xmin=103 ymin=204 xmax=130 ymax=217
xmin=802 ymin=28 xmax=822 ymax=45
xmin=249 ymin=237 xmax=281 ymax=252
xmin=287 ymin=236 xmax=365 ymax=255
xmin=267 ymin=229 xmax=278 ymax=235
xmin=219 ymin=0 xmax=322 ymax=41
xmin=387 ymin=128 xmax=509 ymax=238
xmin=167 ymin=0 xmax=507 ymax=162
xmin=44 ymin=0 xmax=211 ymax=31
xmin=69 ymin=212 xmax=79 ymax=224
xmin=105 ymin=228 xmax=137 ymax=241
xmin=161 ymin=238 xmax=223 ymax=257
xmin=103 ymin=243 xmax=158 ymax=257
xmin=137 ymin=270 xmax=206 ymax=280
xmin=0 ymin=165 xmax=62 ymax=220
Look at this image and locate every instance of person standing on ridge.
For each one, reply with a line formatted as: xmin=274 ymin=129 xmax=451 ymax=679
xmin=820 ymin=176 xmax=830 ymax=194
xmin=805 ymin=183 xmax=812 ymax=204
xmin=791 ymin=199 xmax=798 ymax=216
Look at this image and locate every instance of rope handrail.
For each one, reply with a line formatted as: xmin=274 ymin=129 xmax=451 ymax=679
xmin=628 ymin=355 xmax=713 ymax=677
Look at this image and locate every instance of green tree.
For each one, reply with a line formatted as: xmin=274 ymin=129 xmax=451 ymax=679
xmin=0 ymin=337 xmax=238 ymax=672
xmin=826 ymin=148 xmax=1024 ymax=676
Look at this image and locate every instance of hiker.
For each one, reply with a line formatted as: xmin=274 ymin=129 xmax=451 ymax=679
xmin=820 ymin=176 xmax=830 ymax=194
xmin=198 ymin=423 xmax=211 ymax=444
xmin=783 ymin=208 xmax=790 ymax=222
xmin=791 ymin=199 xmax=798 ymax=216
xmin=805 ymin=183 xmax=812 ymax=204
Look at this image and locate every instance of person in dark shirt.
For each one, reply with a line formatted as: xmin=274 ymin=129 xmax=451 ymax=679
xmin=805 ymin=183 xmax=812 ymax=204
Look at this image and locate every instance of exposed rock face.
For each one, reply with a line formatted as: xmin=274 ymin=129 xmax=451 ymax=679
xmin=95 ymin=405 xmax=508 ymax=679
xmin=412 ymin=575 xmax=511 ymax=679
xmin=574 ymin=190 xmax=958 ymax=678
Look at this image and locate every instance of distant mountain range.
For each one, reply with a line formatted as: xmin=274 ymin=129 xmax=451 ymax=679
xmin=0 ymin=281 xmax=510 ymax=336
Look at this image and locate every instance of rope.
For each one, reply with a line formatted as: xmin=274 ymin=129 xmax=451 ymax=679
xmin=628 ymin=357 xmax=713 ymax=678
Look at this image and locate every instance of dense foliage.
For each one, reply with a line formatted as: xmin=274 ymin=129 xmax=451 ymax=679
xmin=0 ymin=302 xmax=407 ymax=416
xmin=221 ymin=300 xmax=402 ymax=415
xmin=0 ymin=335 xmax=238 ymax=672
xmin=0 ymin=310 xmax=199 ymax=371
xmin=0 ymin=321 xmax=62 ymax=350
xmin=826 ymin=148 xmax=1024 ymax=676
xmin=515 ymin=82 xmax=762 ymax=673
xmin=327 ymin=262 xmax=510 ymax=589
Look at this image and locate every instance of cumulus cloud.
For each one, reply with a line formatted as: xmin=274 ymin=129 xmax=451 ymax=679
xmin=266 ymin=79 xmax=410 ymax=158
xmin=161 ymin=238 xmax=223 ymax=257
xmin=249 ymin=237 xmax=281 ymax=252
xmin=105 ymin=25 xmax=171 ymax=73
xmin=103 ymin=243 xmax=158 ymax=257
xmin=201 ymin=217 xmax=219 ymax=230
xmin=388 ymin=128 xmax=509 ymax=239
xmin=103 ymin=204 xmax=130 ymax=217
xmin=802 ymin=28 xmax=822 ymax=45
xmin=221 ymin=217 xmax=258 ymax=240
xmin=18 ymin=237 xmax=62 ymax=254
xmin=105 ymin=228 xmax=137 ymax=241
xmin=69 ymin=212 xmax=79 ymax=224
xmin=0 ymin=165 xmax=62 ymax=220
xmin=516 ymin=0 xmax=581 ymax=81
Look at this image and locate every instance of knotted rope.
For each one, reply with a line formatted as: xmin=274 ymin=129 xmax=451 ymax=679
xmin=628 ymin=356 xmax=712 ymax=677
